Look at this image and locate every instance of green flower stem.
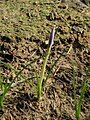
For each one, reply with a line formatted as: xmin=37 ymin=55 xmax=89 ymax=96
xmin=37 ymin=27 xmax=55 ymax=99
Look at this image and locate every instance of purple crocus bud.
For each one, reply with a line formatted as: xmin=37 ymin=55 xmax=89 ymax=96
xmin=49 ymin=27 xmax=55 ymax=48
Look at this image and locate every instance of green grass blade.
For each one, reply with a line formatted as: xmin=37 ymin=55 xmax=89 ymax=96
xmin=75 ymin=79 xmax=88 ymax=120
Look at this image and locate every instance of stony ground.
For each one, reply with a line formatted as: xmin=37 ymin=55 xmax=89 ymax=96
xmin=0 ymin=0 xmax=90 ymax=120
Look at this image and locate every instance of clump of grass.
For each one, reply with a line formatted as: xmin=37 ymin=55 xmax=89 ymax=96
xmin=0 ymin=61 xmax=14 ymax=108
xmin=37 ymin=27 xmax=55 ymax=99
xmin=75 ymin=79 xmax=88 ymax=120
xmin=72 ymin=62 xmax=90 ymax=120
xmin=0 ymin=76 xmax=12 ymax=108
xmin=0 ymin=59 xmax=38 ymax=108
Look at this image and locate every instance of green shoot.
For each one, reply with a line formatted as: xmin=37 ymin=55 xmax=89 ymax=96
xmin=0 ymin=62 xmax=15 ymax=108
xmin=0 ymin=58 xmax=39 ymax=107
xmin=0 ymin=82 xmax=12 ymax=108
xmin=72 ymin=62 xmax=89 ymax=120
xmin=37 ymin=27 xmax=55 ymax=99
xmin=75 ymin=79 xmax=88 ymax=120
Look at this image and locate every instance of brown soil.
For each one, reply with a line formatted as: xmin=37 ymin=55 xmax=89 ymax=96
xmin=0 ymin=0 xmax=90 ymax=120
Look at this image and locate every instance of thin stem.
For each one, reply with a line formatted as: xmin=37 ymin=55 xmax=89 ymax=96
xmin=37 ymin=27 xmax=55 ymax=99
